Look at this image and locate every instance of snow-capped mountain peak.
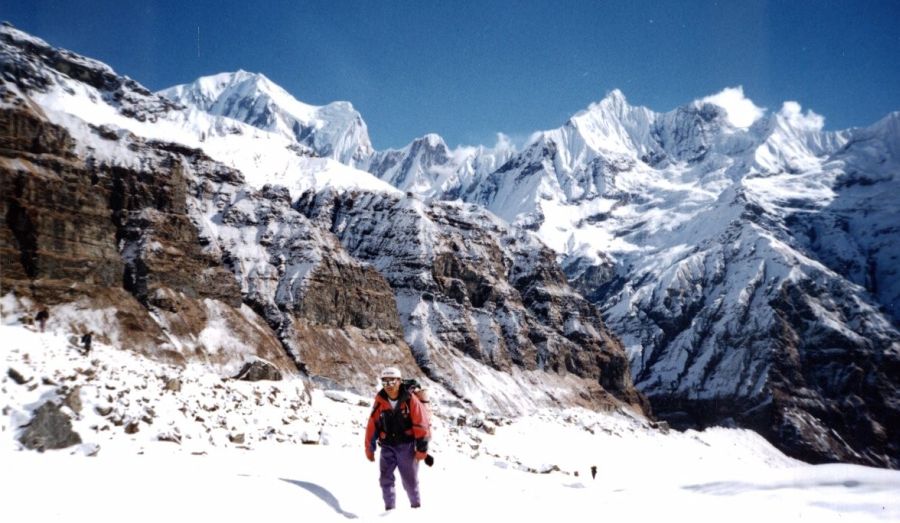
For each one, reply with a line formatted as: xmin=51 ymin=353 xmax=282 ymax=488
xmin=164 ymin=70 xmax=317 ymax=122
xmin=753 ymin=101 xmax=847 ymax=173
xmin=418 ymin=132 xmax=447 ymax=149
xmin=159 ymin=71 xmax=374 ymax=164
xmin=561 ymin=89 xmax=656 ymax=158
xmin=4 ymin=20 xmax=899 ymax=470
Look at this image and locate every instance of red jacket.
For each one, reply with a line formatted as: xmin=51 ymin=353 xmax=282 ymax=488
xmin=365 ymin=386 xmax=430 ymax=454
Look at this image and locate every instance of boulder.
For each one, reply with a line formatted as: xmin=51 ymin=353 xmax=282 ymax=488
xmin=18 ymin=401 xmax=82 ymax=451
xmin=233 ymin=360 xmax=283 ymax=382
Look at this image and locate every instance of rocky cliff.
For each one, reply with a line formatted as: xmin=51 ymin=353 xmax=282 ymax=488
xmin=296 ymin=189 xmax=645 ymax=414
xmin=1 ymin=24 xmax=415 ymax=392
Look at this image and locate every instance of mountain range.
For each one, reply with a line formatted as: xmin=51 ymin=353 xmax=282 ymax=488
xmin=1 ymin=23 xmax=897 ymax=468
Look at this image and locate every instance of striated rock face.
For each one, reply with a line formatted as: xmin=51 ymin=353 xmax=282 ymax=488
xmin=766 ymin=278 xmax=900 ymax=467
xmin=0 ymin=100 xmax=287 ymax=369
xmin=0 ymin=100 xmax=415 ymax=391
xmin=296 ymin=189 xmax=645 ymax=413
xmin=1 ymin=25 xmax=412 ymax=390
xmin=1 ymin=108 xmax=118 ymax=290
xmin=185 ymin=157 xmax=415 ymax=390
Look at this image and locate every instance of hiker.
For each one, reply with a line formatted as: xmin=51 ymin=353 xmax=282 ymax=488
xmin=80 ymin=331 xmax=92 ymax=355
xmin=591 ymin=465 xmax=598 ymax=479
xmin=365 ymin=367 xmax=430 ymax=511
xmin=34 ymin=309 xmax=49 ymax=332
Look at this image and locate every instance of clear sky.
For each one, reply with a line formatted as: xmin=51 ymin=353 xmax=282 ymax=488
xmin=5 ymin=0 xmax=900 ymax=149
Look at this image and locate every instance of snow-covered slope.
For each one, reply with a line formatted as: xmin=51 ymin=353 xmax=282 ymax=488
xmin=243 ymin=77 xmax=897 ymax=466
xmin=1 ymin=25 xmax=393 ymax=197
xmin=3 ymin=322 xmax=899 ymax=523
xmin=450 ymin=89 xmax=900 ymax=468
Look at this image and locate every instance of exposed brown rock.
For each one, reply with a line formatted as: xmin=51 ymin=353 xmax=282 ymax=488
xmin=0 ymin=104 xmax=294 ymax=374
xmin=280 ymin=320 xmax=417 ymax=393
xmin=296 ymin=257 xmax=402 ymax=332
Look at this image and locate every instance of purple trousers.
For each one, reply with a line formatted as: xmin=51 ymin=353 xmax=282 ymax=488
xmin=379 ymin=441 xmax=420 ymax=509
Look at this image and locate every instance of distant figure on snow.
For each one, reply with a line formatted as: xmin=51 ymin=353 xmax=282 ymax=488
xmin=80 ymin=331 xmax=92 ymax=355
xmin=591 ymin=465 xmax=598 ymax=479
xmin=34 ymin=309 xmax=49 ymax=332
xmin=365 ymin=367 xmax=430 ymax=511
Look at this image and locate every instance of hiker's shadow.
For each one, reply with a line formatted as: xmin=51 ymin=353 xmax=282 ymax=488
xmin=280 ymin=478 xmax=358 ymax=519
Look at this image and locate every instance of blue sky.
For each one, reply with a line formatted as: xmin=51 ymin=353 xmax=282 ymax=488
xmin=5 ymin=0 xmax=900 ymax=149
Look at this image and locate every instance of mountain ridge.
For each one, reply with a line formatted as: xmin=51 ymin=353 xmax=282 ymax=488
xmin=159 ymin=53 xmax=900 ymax=468
xmin=3 ymin=22 xmax=898 ymax=467
xmin=1 ymin=23 xmax=644 ymax=421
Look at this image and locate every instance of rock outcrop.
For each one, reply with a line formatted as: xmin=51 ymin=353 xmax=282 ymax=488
xmin=18 ymin=401 xmax=82 ymax=451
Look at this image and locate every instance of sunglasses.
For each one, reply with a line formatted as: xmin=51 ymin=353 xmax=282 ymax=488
xmin=381 ymin=378 xmax=400 ymax=385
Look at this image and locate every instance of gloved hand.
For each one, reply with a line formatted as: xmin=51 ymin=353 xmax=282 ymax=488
xmin=424 ymin=454 xmax=434 ymax=467
xmin=366 ymin=448 xmax=375 ymax=462
xmin=415 ymin=451 xmax=428 ymax=461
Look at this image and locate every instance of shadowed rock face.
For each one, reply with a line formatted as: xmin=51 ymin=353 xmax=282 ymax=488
xmin=764 ymin=280 xmax=900 ymax=468
xmin=613 ymin=218 xmax=900 ymax=469
xmin=295 ymin=189 xmax=646 ymax=412
xmin=0 ymin=102 xmax=288 ymax=370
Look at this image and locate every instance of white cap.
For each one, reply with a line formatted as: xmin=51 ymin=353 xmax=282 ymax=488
xmin=380 ymin=366 xmax=402 ymax=379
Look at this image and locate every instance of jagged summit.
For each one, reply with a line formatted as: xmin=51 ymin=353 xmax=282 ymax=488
xmin=417 ymin=133 xmax=447 ymax=149
xmin=578 ymin=89 xmax=634 ymax=121
xmin=336 ymin=77 xmax=900 ymax=468
xmin=160 ymin=70 xmax=374 ymax=165
xmin=162 ymin=70 xmax=309 ymax=115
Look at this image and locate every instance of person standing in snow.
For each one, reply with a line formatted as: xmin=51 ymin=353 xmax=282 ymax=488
xmin=80 ymin=331 xmax=92 ymax=355
xmin=365 ymin=367 xmax=430 ymax=511
xmin=34 ymin=309 xmax=49 ymax=332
